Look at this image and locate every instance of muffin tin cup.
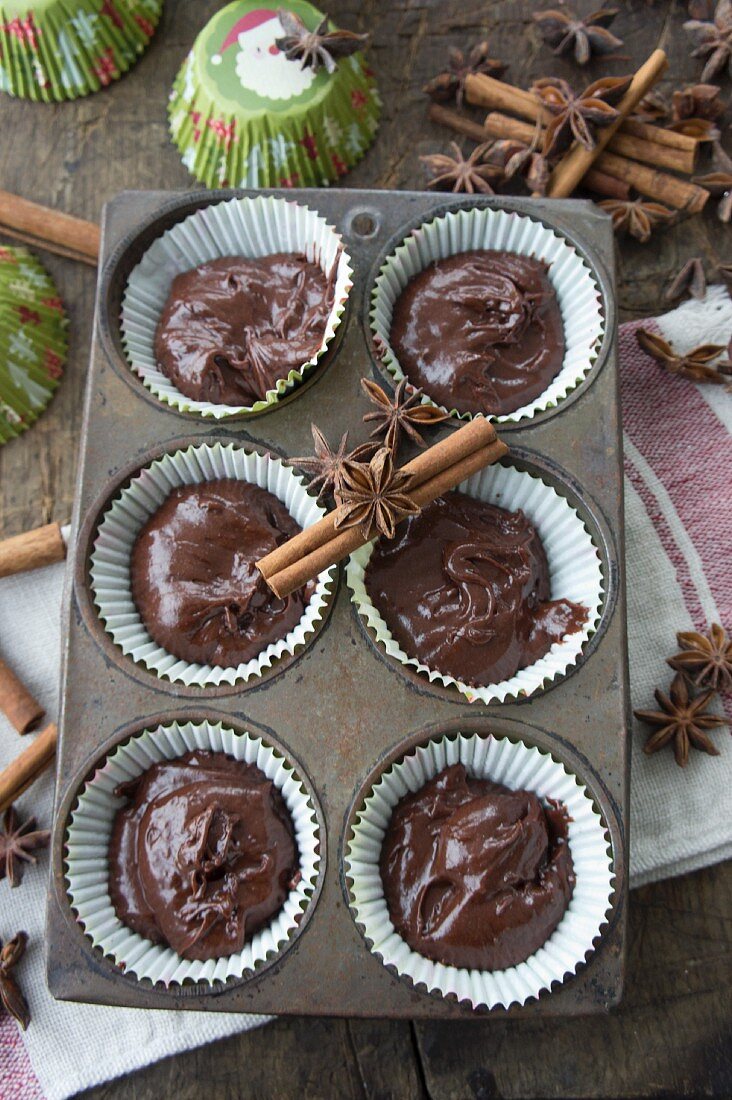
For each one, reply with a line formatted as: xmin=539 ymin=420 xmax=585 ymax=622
xmin=346 ymin=460 xmax=605 ymax=704
xmin=0 ymin=0 xmax=162 ymax=102
xmin=64 ymin=719 xmax=321 ymax=987
xmin=369 ymin=205 xmax=605 ymax=424
xmin=90 ymin=442 xmax=336 ymax=687
xmin=120 ymin=193 xmax=353 ymax=418
xmin=344 ymin=731 xmax=615 ymax=1011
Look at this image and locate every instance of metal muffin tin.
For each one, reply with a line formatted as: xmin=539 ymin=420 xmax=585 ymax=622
xmin=47 ymin=188 xmax=629 ymax=1018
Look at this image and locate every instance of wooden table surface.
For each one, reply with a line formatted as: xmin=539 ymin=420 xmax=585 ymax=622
xmin=1 ymin=2 xmax=730 ymax=1096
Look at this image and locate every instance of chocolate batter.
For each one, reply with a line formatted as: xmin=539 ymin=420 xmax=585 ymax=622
xmin=380 ymin=763 xmax=575 ymax=970
xmin=389 ymin=250 xmax=565 ymax=416
xmin=131 ymin=479 xmax=311 ymax=667
xmin=364 ymin=492 xmax=587 ymax=687
xmin=109 ymin=750 xmax=298 ymax=961
xmin=154 ymin=254 xmax=336 ymax=405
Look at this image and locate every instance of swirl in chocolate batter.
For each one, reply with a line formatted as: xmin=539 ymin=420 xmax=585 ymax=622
xmin=380 ymin=763 xmax=575 ymax=970
xmin=154 ymin=254 xmax=336 ymax=405
xmin=364 ymin=492 xmax=587 ymax=687
xmin=131 ymin=479 xmax=312 ymax=668
xmin=389 ymin=250 xmax=565 ymax=416
xmin=108 ymin=751 xmax=298 ymax=961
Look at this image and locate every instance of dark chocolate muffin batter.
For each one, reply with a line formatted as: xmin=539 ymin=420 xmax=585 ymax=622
xmin=109 ymin=750 xmax=298 ymax=961
xmin=131 ymin=479 xmax=311 ymax=667
xmin=380 ymin=763 xmax=575 ymax=970
xmin=389 ymin=250 xmax=565 ymax=416
xmin=154 ymin=254 xmax=336 ymax=405
xmin=364 ymin=491 xmax=587 ymax=687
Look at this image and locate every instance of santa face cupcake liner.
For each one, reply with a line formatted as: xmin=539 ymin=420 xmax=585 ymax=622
xmin=346 ymin=460 xmax=605 ymax=704
xmin=344 ymin=731 xmax=615 ymax=1010
xmin=120 ymin=193 xmax=353 ymax=418
xmin=64 ymin=719 xmax=322 ymax=987
xmin=89 ymin=442 xmax=336 ymax=687
xmin=0 ymin=0 xmax=162 ymax=101
xmin=0 ymin=245 xmax=67 ymax=445
xmin=168 ymin=1 xmax=380 ymax=190
xmin=369 ymin=206 xmax=606 ymax=424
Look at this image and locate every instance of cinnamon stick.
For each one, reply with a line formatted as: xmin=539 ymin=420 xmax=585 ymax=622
xmin=264 ymin=438 xmax=509 ymax=600
xmin=547 ymin=49 xmax=669 ymax=198
xmin=474 ymin=110 xmax=704 ymax=210
xmin=0 ymin=659 xmax=44 ymax=734
xmin=465 ymin=71 xmax=698 ymax=173
xmin=0 ymin=722 xmax=57 ymax=813
xmin=0 ymin=522 xmax=66 ymax=579
xmin=258 ymin=416 xmax=499 ymax=581
xmin=0 ymin=190 xmax=99 ymax=266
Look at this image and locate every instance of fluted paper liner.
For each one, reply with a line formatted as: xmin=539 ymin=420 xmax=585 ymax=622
xmin=167 ymin=2 xmax=380 ymax=190
xmin=345 ymin=732 xmax=614 ymax=1010
xmin=121 ymin=194 xmax=353 ymax=417
xmin=90 ymin=443 xmax=335 ymax=686
xmin=369 ymin=206 xmax=606 ymax=423
xmin=347 ymin=462 xmax=604 ymax=704
xmin=0 ymin=0 xmax=162 ymax=102
xmin=0 ymin=245 xmax=68 ymax=445
xmin=64 ymin=719 xmax=321 ymax=986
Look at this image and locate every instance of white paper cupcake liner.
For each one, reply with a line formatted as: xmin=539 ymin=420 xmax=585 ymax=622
xmin=369 ymin=206 xmax=606 ymax=423
xmin=90 ymin=443 xmax=335 ymax=687
xmin=345 ymin=731 xmax=614 ymax=1010
xmin=120 ymin=194 xmax=353 ymax=418
xmin=347 ymin=462 xmax=604 ymax=704
xmin=65 ymin=719 xmax=321 ymax=987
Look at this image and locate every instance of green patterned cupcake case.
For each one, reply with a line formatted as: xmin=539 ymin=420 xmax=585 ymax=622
xmin=169 ymin=1 xmax=380 ymax=189
xmin=0 ymin=246 xmax=68 ymax=445
xmin=0 ymin=0 xmax=163 ymax=101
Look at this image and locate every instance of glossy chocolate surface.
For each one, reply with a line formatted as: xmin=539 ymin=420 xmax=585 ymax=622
xmin=155 ymin=254 xmax=335 ymax=405
xmin=131 ymin=479 xmax=310 ymax=667
xmin=380 ymin=763 xmax=575 ymax=970
xmin=108 ymin=750 xmax=298 ymax=961
xmin=364 ymin=491 xmax=587 ymax=687
xmin=389 ymin=250 xmax=565 ymax=416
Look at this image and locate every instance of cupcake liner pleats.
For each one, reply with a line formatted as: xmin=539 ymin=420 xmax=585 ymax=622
xmin=90 ymin=443 xmax=336 ymax=687
xmin=370 ymin=206 xmax=606 ymax=424
xmin=0 ymin=245 xmax=68 ymax=444
xmin=168 ymin=1 xmax=380 ymax=189
xmin=0 ymin=0 xmax=163 ymax=101
xmin=65 ymin=720 xmax=322 ymax=986
xmin=345 ymin=732 xmax=615 ymax=1010
xmin=346 ymin=461 xmax=605 ymax=705
xmin=120 ymin=193 xmax=353 ymax=418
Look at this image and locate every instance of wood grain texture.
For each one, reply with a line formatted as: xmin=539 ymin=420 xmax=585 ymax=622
xmin=0 ymin=1 xmax=729 ymax=1097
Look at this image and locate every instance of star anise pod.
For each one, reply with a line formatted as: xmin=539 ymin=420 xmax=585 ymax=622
xmin=275 ymin=9 xmax=368 ymax=74
xmin=634 ymin=673 xmax=726 ymax=767
xmin=533 ymin=8 xmax=623 ymax=65
xmin=420 ymin=141 xmax=503 ymax=194
xmin=664 ymin=257 xmax=707 ymax=302
xmin=0 ymin=806 xmax=49 ymax=889
xmin=500 ymin=121 xmax=552 ymax=194
xmin=684 ymin=0 xmax=732 ymax=82
xmin=672 ymin=82 xmax=725 ymax=121
xmin=334 ymin=447 xmax=419 ymax=540
xmin=0 ymin=932 xmax=30 ymax=1029
xmin=532 ymin=75 xmax=632 ymax=158
xmin=631 ymin=90 xmax=669 ymax=123
xmin=287 ymin=424 xmax=375 ymax=503
xmin=693 ymin=170 xmax=732 ymax=220
xmin=423 ymin=41 xmax=506 ymax=108
xmin=361 ymin=378 xmax=452 ymax=454
xmin=636 ymin=328 xmax=731 ymax=386
xmin=598 ymin=197 xmax=675 ymax=242
xmin=669 ymin=623 xmax=732 ymax=692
